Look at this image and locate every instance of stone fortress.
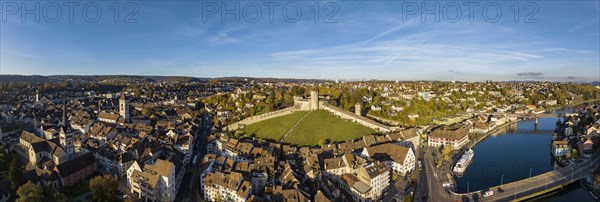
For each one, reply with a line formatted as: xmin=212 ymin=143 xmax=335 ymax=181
xmin=226 ymin=89 xmax=400 ymax=133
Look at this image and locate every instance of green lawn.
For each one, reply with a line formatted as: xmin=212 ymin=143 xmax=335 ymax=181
xmin=245 ymin=110 xmax=376 ymax=146
xmin=245 ymin=111 xmax=309 ymax=142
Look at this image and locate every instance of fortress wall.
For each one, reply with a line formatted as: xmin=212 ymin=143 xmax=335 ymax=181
xmin=366 ymin=114 xmax=401 ymax=126
xmin=226 ymin=107 xmax=296 ymax=131
xmin=321 ymin=103 xmax=393 ymax=133
xmin=226 ymin=93 xmax=396 ymax=133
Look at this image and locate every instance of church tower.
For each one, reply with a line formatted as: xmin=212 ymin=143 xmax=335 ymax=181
xmin=35 ymin=90 xmax=40 ymax=103
xmin=60 ymin=102 xmax=74 ymax=159
xmin=120 ymin=95 xmax=130 ymax=123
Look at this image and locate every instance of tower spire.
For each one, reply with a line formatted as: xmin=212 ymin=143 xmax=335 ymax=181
xmin=62 ymin=101 xmax=67 ymax=126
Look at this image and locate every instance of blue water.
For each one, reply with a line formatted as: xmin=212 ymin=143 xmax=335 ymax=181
xmin=454 ymin=117 xmax=596 ymax=201
xmin=455 ymin=118 xmax=557 ymax=193
xmin=533 ymin=184 xmax=597 ymax=202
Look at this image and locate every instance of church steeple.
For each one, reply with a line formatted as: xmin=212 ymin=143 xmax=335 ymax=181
xmin=60 ymin=101 xmax=74 ymax=159
xmin=119 ymin=95 xmax=130 ymax=123
xmin=62 ymin=101 xmax=67 ymax=126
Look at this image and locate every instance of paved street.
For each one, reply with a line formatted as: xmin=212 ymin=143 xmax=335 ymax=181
xmin=383 ymin=174 xmax=410 ymax=202
xmin=414 ymin=147 xmax=429 ymax=202
xmin=175 ymin=113 xmax=213 ymax=202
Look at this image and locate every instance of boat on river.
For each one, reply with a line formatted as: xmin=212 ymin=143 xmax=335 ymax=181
xmin=453 ymin=149 xmax=474 ymax=176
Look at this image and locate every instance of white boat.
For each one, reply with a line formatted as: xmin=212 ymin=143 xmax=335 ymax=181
xmin=453 ymin=149 xmax=474 ymax=176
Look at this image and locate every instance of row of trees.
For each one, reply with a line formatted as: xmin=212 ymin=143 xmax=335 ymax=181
xmin=13 ymin=174 xmax=121 ymax=202
xmin=16 ymin=181 xmax=68 ymax=202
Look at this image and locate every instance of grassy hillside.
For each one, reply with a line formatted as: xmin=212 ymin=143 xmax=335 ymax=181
xmin=244 ymin=111 xmax=309 ymax=142
xmin=245 ymin=110 xmax=376 ymax=146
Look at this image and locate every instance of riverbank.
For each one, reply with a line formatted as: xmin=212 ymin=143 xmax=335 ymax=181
xmin=452 ymin=118 xmax=557 ymax=193
xmin=444 ymin=120 xmax=520 ymax=189
xmin=467 ymin=120 xmax=519 ymax=149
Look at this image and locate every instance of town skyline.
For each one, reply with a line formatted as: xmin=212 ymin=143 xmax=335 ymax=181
xmin=1 ymin=74 xmax=600 ymax=83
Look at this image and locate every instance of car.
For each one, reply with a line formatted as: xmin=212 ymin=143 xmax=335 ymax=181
xmin=442 ymin=183 xmax=453 ymax=188
xmin=472 ymin=193 xmax=480 ymax=201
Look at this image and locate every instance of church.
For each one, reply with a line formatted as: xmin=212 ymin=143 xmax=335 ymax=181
xmin=17 ymin=103 xmax=75 ymax=167
xmin=14 ymin=102 xmax=96 ymax=189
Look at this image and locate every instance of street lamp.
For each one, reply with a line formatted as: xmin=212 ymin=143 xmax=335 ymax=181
xmin=529 ymin=167 xmax=533 ymax=178
xmin=500 ymin=174 xmax=504 ymax=186
xmin=467 ymin=181 xmax=470 ymax=193
xmin=570 ymin=167 xmax=574 ymax=181
xmin=545 ymin=177 xmax=549 ymax=190
xmin=514 ymin=184 xmax=518 ymax=200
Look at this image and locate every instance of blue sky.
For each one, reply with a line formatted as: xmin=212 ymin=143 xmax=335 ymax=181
xmin=1 ymin=0 xmax=599 ymax=81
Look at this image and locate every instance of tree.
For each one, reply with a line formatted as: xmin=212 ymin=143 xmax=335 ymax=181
xmin=89 ymin=175 xmax=119 ymax=202
xmin=8 ymin=159 xmax=23 ymax=190
xmin=571 ymin=149 xmax=578 ymax=159
xmin=16 ymin=181 xmax=44 ymax=202
xmin=594 ymin=173 xmax=600 ymax=186
xmin=403 ymin=195 xmax=413 ymax=202
xmin=0 ymin=145 xmax=7 ymax=172
xmin=437 ymin=145 xmax=454 ymax=167
xmin=318 ymin=139 xmax=326 ymax=146
xmin=124 ymin=197 xmax=140 ymax=202
xmin=52 ymin=192 xmax=68 ymax=202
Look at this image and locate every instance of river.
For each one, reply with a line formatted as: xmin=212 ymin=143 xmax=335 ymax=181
xmin=453 ymin=117 xmax=596 ymax=201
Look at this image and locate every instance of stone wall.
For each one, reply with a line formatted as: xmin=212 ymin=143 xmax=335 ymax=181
xmin=225 ymin=107 xmax=296 ymax=131
xmin=226 ymin=92 xmax=397 ymax=134
xmin=367 ymin=114 xmax=401 ymax=126
xmin=322 ymin=103 xmax=394 ymax=133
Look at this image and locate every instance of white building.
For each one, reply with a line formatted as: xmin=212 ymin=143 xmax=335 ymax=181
xmin=202 ymin=171 xmax=252 ymax=202
xmin=362 ymin=143 xmax=416 ymax=176
xmin=552 ymin=141 xmax=571 ymax=157
xmin=340 ymin=161 xmax=390 ymax=202
xmin=128 ymin=159 xmax=177 ymax=202
xmin=428 ymin=127 xmax=469 ymax=149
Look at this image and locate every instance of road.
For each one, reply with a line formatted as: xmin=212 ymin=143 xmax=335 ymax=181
xmin=479 ymin=156 xmax=600 ymax=202
xmin=175 ymin=113 xmax=213 ymax=202
xmin=421 ymin=148 xmax=455 ymax=202
xmin=414 ymin=146 xmax=429 ymax=202
xmin=383 ymin=174 xmax=411 ymax=202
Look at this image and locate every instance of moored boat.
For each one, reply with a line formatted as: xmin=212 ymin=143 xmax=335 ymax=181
xmin=453 ymin=149 xmax=474 ymax=176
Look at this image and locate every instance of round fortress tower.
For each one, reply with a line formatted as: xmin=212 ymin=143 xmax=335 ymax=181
xmin=310 ymin=90 xmax=319 ymax=111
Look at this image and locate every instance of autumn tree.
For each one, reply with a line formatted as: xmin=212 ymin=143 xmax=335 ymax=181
xmin=16 ymin=181 xmax=44 ymax=202
xmin=52 ymin=192 xmax=69 ymax=202
xmin=89 ymin=175 xmax=119 ymax=202
xmin=8 ymin=159 xmax=23 ymax=190
xmin=437 ymin=145 xmax=454 ymax=167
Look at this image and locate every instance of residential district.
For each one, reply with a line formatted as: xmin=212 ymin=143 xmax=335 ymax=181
xmin=0 ymin=76 xmax=599 ymax=202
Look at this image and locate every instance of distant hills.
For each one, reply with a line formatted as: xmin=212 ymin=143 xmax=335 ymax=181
xmin=0 ymin=75 xmax=328 ymax=83
xmin=0 ymin=75 xmax=210 ymax=83
xmin=0 ymin=75 xmax=50 ymax=82
xmin=0 ymin=74 xmax=598 ymax=84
